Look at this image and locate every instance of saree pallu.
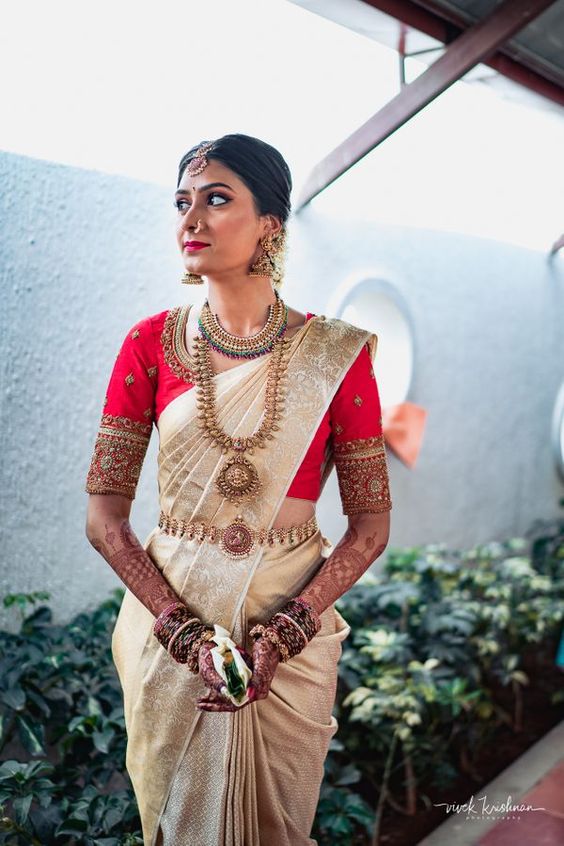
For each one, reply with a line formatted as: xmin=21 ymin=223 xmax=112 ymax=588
xmin=111 ymin=315 xmax=376 ymax=846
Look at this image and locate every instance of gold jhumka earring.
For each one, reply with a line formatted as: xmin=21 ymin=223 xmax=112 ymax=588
xmin=181 ymin=270 xmax=205 ymax=285
xmin=180 ymin=140 xmax=216 ymax=285
xmin=180 ymin=270 xmax=204 ymax=285
xmin=249 ymin=228 xmax=287 ymax=289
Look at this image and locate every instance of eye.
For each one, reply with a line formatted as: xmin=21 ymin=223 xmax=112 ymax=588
xmin=209 ymin=192 xmax=229 ymax=206
xmin=173 ymin=192 xmax=229 ymax=212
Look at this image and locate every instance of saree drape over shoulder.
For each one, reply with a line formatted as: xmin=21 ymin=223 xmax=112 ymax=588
xmin=90 ymin=313 xmax=386 ymax=846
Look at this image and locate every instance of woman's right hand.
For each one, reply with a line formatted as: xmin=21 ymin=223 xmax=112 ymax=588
xmin=195 ymin=640 xmax=255 ymax=712
xmin=196 ymin=640 xmax=228 ymax=695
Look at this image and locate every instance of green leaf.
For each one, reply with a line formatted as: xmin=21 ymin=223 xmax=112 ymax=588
xmin=0 ymin=760 xmax=26 ymax=780
xmin=86 ymin=695 xmax=104 ymax=717
xmin=329 ymin=815 xmax=353 ymax=835
xmin=334 ymin=764 xmax=361 ymax=787
xmin=104 ymin=805 xmax=125 ymax=829
xmin=55 ymin=817 xmax=89 ymax=835
xmin=93 ymin=726 xmax=115 ymax=754
xmin=0 ymin=685 xmax=26 ymax=711
xmin=12 ymin=793 xmax=33 ymax=825
xmin=25 ymin=686 xmax=52 ymax=718
xmin=16 ymin=714 xmax=45 ymax=756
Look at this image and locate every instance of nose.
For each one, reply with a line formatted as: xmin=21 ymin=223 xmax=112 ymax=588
xmin=180 ymin=202 xmax=203 ymax=232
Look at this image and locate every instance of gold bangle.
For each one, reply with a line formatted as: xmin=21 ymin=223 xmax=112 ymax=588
xmin=249 ymin=623 xmax=290 ymax=662
xmin=166 ymin=617 xmax=202 ymax=655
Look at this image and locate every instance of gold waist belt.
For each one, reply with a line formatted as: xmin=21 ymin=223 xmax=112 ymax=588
xmin=157 ymin=511 xmax=319 ymax=559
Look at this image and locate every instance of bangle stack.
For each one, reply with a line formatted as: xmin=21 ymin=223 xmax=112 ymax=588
xmin=249 ymin=597 xmax=322 ymax=663
xmin=153 ymin=601 xmax=215 ymax=674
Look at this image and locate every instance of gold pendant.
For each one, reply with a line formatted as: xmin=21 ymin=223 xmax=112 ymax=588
xmin=215 ymin=454 xmax=261 ymax=503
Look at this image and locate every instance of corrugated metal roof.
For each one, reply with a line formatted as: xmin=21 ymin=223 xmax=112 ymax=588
xmin=410 ymin=0 xmax=564 ymax=88
xmin=289 ymin=0 xmax=564 ymax=113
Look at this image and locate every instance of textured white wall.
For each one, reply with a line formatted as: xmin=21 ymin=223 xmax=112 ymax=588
xmin=290 ymin=208 xmax=564 ymax=551
xmin=1 ymin=149 xmax=563 ymax=628
xmin=0 ymin=151 xmax=180 ymax=630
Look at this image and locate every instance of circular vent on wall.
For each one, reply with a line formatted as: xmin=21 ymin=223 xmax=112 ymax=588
xmin=328 ymin=273 xmax=414 ymax=406
xmin=551 ymin=380 xmax=564 ymax=485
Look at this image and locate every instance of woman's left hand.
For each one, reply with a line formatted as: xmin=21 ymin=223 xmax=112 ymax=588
xmin=196 ymin=636 xmax=281 ymax=712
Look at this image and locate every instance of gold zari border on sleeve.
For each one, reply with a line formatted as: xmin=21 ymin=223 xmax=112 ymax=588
xmin=85 ymin=414 xmax=152 ymax=500
xmin=334 ymin=434 xmax=392 ymax=515
xmin=161 ymin=306 xmax=195 ymax=384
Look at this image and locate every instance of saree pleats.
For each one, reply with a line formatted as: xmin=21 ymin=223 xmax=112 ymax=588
xmin=154 ymin=533 xmax=350 ymax=846
xmin=111 ymin=316 xmax=373 ymax=845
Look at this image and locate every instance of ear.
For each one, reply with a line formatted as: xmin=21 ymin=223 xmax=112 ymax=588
xmin=261 ymin=214 xmax=283 ymax=240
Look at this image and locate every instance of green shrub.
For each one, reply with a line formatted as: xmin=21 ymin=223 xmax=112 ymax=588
xmin=1 ymin=515 xmax=562 ymax=845
xmin=0 ymin=589 xmax=142 ymax=844
xmin=321 ymin=522 xmax=564 ymax=844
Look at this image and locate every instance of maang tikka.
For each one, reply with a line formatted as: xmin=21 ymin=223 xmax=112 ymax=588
xmin=180 ymin=141 xmax=216 ymax=285
xmin=186 ymin=140 xmax=215 ymax=177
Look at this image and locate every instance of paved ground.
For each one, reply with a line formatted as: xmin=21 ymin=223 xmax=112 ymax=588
xmin=416 ymin=720 xmax=564 ymax=846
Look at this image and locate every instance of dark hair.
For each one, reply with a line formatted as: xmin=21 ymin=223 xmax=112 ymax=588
xmin=177 ymin=133 xmax=292 ymax=226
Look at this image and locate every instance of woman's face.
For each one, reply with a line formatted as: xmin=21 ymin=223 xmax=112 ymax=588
xmin=175 ymin=158 xmax=278 ymax=278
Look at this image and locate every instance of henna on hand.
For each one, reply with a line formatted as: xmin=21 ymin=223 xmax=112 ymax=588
xmin=196 ymin=640 xmax=234 ymax=699
xmin=89 ymin=517 xmax=180 ymax=618
xmin=196 ymin=637 xmax=279 ymax=712
xmin=298 ymin=512 xmax=389 ymax=617
xmin=199 ymin=513 xmax=391 ymax=709
xmin=247 ymin=637 xmax=280 ymax=700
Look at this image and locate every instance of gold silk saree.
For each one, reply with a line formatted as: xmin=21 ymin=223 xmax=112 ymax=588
xmin=111 ymin=314 xmax=376 ymax=845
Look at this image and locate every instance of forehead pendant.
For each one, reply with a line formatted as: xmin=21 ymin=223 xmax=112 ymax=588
xmin=187 ymin=140 xmax=215 ymax=176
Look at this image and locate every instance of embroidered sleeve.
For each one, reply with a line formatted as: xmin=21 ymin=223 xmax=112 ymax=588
xmin=330 ymin=342 xmax=392 ymax=515
xmin=85 ymin=316 xmax=158 ymax=500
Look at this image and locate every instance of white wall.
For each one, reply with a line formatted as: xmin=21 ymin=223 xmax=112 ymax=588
xmin=290 ymin=207 xmax=564 ymax=550
xmin=1 ymin=149 xmax=563 ymax=628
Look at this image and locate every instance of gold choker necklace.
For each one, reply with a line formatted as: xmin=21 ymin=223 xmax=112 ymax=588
xmin=198 ymin=292 xmax=288 ymax=359
xmin=192 ymin=333 xmax=291 ymax=504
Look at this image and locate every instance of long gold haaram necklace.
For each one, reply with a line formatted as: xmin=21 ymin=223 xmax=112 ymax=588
xmin=191 ymin=302 xmax=291 ymax=504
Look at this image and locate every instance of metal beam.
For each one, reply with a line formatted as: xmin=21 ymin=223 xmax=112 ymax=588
xmin=486 ymin=51 xmax=564 ymax=106
xmin=295 ymin=0 xmax=559 ymax=210
xmin=373 ymin=0 xmax=564 ymax=92
xmin=363 ymin=0 xmax=458 ymax=41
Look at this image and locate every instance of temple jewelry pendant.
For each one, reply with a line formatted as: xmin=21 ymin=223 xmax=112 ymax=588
xmin=219 ymin=516 xmax=255 ymax=558
xmin=215 ymin=453 xmax=262 ymax=503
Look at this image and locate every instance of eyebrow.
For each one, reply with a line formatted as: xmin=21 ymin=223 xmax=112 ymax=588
xmin=175 ymin=182 xmax=234 ymax=195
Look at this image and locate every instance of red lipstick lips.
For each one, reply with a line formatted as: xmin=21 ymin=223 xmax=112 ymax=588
xmin=184 ymin=241 xmax=210 ymax=251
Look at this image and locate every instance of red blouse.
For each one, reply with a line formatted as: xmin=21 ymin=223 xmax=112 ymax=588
xmin=85 ymin=308 xmax=393 ymax=515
